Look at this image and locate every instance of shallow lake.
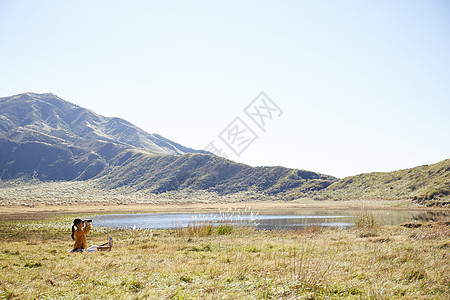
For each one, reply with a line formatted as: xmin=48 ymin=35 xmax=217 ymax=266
xmin=93 ymin=209 xmax=449 ymax=230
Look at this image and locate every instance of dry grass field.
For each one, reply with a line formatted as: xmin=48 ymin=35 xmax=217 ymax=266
xmin=0 ymin=210 xmax=449 ymax=299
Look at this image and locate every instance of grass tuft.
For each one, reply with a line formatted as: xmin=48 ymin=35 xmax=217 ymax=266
xmin=354 ymin=212 xmax=379 ymax=237
xmin=217 ymin=224 xmax=233 ymax=235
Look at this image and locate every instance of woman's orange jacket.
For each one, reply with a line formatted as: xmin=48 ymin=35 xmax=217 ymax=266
xmin=73 ymin=223 xmax=90 ymax=250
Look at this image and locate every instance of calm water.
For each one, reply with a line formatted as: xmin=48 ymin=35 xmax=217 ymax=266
xmin=92 ymin=209 xmax=449 ymax=230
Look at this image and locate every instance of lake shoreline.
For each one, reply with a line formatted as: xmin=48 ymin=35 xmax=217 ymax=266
xmin=1 ymin=198 xmax=446 ymax=221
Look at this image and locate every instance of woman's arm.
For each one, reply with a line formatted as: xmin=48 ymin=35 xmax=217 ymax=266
xmin=81 ymin=222 xmax=91 ymax=234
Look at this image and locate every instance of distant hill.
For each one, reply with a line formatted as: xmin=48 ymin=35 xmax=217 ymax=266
xmin=0 ymin=92 xmax=336 ymax=197
xmin=96 ymin=150 xmax=336 ymax=198
xmin=314 ymin=159 xmax=450 ymax=204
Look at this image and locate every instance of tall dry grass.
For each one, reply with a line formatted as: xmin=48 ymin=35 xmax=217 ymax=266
xmin=175 ymin=207 xmax=258 ymax=237
xmin=354 ymin=212 xmax=379 ymax=237
xmin=0 ymin=217 xmax=449 ymax=299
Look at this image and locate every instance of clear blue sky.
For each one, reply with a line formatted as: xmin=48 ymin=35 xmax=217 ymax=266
xmin=1 ymin=0 xmax=449 ymax=178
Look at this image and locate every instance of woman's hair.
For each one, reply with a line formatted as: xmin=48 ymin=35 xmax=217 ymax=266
xmin=71 ymin=219 xmax=83 ymax=240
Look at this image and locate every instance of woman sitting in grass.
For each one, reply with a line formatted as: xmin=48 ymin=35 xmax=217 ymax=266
xmin=71 ymin=219 xmax=90 ymax=252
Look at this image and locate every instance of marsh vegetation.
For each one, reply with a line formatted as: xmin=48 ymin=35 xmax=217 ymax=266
xmin=0 ymin=214 xmax=448 ymax=299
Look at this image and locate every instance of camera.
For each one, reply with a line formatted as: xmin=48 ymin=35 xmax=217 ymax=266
xmin=85 ymin=219 xmax=93 ymax=223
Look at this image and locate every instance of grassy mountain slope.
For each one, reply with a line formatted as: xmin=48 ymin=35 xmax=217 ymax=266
xmin=0 ymin=92 xmax=337 ymax=198
xmin=97 ymin=150 xmax=337 ymax=198
xmin=0 ymin=137 xmax=106 ymax=181
xmin=0 ymin=92 xmax=207 ymax=155
xmin=314 ymin=159 xmax=450 ymax=203
xmin=0 ymin=92 xmax=207 ymax=181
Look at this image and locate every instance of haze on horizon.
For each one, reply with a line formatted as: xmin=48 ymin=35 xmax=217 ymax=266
xmin=0 ymin=0 xmax=449 ymax=178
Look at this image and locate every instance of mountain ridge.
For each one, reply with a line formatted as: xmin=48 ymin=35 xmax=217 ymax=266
xmin=0 ymin=92 xmax=211 ymax=181
xmin=0 ymin=92 xmax=337 ymax=197
xmin=0 ymin=92 xmax=448 ymax=205
xmin=0 ymin=92 xmax=207 ymax=155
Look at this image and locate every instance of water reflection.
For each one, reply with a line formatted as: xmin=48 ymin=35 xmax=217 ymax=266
xmin=256 ymin=209 xmax=450 ymax=228
xmin=93 ymin=209 xmax=449 ymax=230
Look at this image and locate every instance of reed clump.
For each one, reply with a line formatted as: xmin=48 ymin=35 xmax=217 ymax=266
xmin=354 ymin=212 xmax=379 ymax=237
xmin=177 ymin=221 xmax=214 ymax=237
xmin=175 ymin=207 xmax=258 ymax=237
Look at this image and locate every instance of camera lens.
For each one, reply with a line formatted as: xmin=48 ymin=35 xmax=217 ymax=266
xmin=86 ymin=219 xmax=92 ymax=222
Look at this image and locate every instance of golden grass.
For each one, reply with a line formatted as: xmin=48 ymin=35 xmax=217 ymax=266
xmin=0 ymin=216 xmax=449 ymax=299
xmin=0 ymin=179 xmax=416 ymax=216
